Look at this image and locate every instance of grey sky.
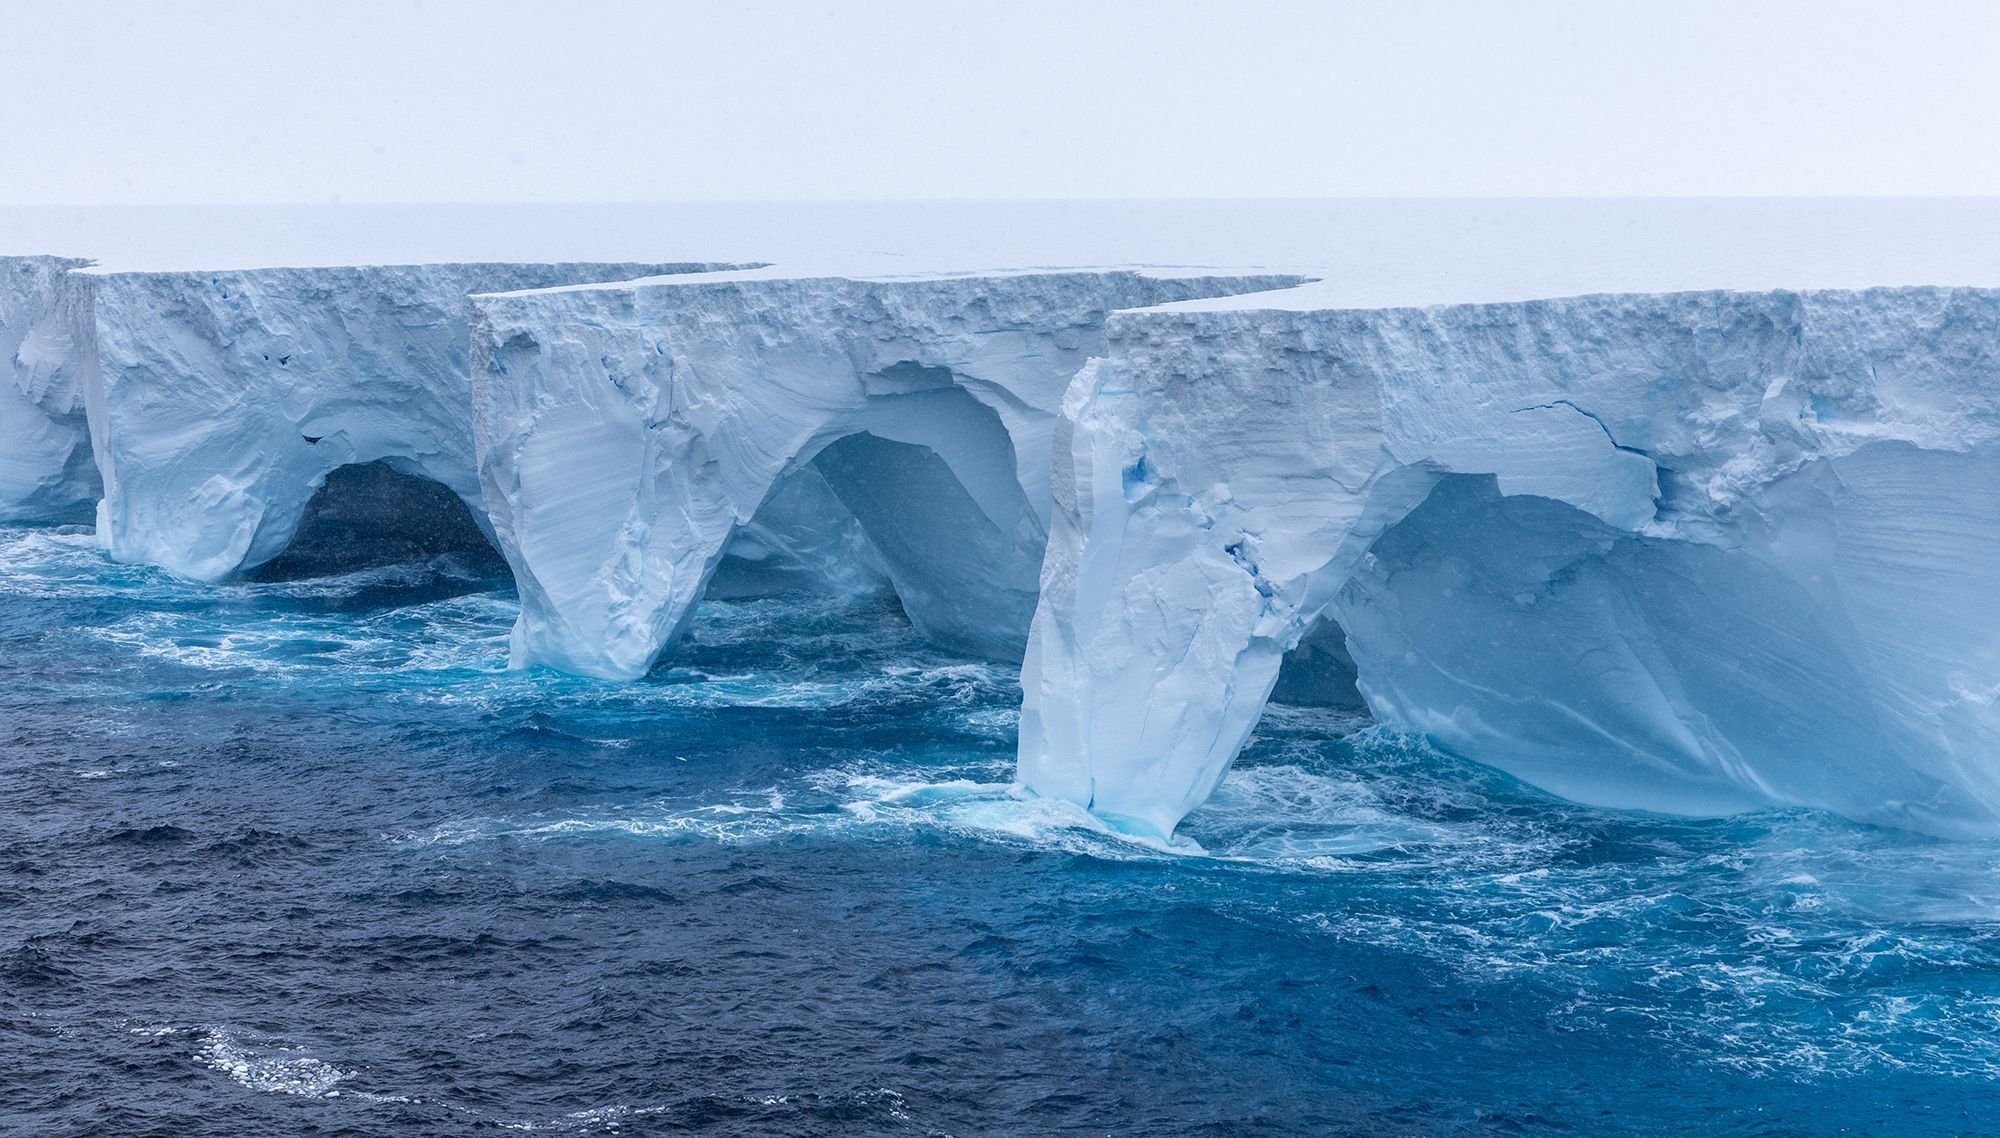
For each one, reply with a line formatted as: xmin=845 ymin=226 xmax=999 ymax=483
xmin=5 ymin=0 xmax=1998 ymax=205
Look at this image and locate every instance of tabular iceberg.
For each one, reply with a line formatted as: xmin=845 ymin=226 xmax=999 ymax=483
xmin=1018 ymin=286 xmax=2000 ymax=839
xmin=11 ymin=205 xmax=2000 ymax=846
xmin=468 ymin=270 xmax=1306 ymax=680
xmin=74 ymin=261 xmax=726 ymax=580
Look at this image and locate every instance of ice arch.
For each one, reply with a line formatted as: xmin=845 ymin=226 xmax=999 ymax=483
xmin=702 ymin=464 xmax=889 ymax=601
xmin=469 ymin=270 xmax=1308 ymax=680
xmin=698 ymin=419 xmax=1045 ymax=659
xmin=247 ymin=460 xmax=505 ymax=580
xmin=76 ymin=261 xmax=728 ymax=580
xmin=1269 ymin=618 xmax=1367 ymax=713
xmin=1329 ymin=474 xmax=1934 ymax=818
xmin=638 ymin=401 xmax=1042 ymax=659
xmin=807 ymin=415 xmax=1043 ymax=660
xmin=1019 ymin=286 xmax=2000 ymax=839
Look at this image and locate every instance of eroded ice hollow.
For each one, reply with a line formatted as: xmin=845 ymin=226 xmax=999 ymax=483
xmin=64 ymin=261 xmax=730 ymax=580
xmin=468 ymin=269 xmax=1307 ymax=680
xmin=1019 ymin=286 xmax=2000 ymax=840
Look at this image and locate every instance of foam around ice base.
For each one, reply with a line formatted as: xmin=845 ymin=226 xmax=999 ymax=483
xmin=1019 ymin=286 xmax=2000 ymax=840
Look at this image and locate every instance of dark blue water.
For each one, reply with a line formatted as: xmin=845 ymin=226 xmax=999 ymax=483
xmin=3 ymin=523 xmax=1999 ymax=1136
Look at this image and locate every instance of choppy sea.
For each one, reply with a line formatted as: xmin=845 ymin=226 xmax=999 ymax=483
xmin=3 ymin=523 xmax=1998 ymax=1136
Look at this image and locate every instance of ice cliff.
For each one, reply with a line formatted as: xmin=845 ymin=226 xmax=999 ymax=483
xmin=1018 ymin=286 xmax=2000 ymax=839
xmin=1 ymin=255 xmax=96 ymax=521
xmin=67 ymin=261 xmax=723 ymax=579
xmin=468 ymin=270 xmax=1307 ymax=680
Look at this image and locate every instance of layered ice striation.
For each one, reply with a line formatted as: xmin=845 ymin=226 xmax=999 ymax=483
xmin=69 ymin=261 xmax=727 ymax=580
xmin=1 ymin=255 xmax=97 ymax=521
xmin=1018 ymin=286 xmax=2000 ymax=839
xmin=468 ymin=270 xmax=1306 ymax=680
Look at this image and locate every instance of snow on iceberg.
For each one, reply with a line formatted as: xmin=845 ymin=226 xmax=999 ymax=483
xmin=1018 ymin=286 xmax=2000 ymax=839
xmin=468 ymin=270 xmax=1308 ymax=680
xmin=74 ymin=261 xmax=726 ymax=580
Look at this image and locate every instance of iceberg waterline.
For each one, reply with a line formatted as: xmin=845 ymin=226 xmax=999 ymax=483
xmin=6 ymin=250 xmax=2000 ymax=842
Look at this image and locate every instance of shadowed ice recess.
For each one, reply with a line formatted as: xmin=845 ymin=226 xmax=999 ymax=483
xmin=5 ymin=521 xmax=2000 ymax=1136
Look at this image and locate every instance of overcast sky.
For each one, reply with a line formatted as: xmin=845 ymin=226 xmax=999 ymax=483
xmin=5 ymin=0 xmax=1998 ymax=205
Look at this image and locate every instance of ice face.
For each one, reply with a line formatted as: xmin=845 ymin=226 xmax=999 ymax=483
xmin=706 ymin=463 xmax=891 ymax=602
xmin=0 ymin=255 xmax=96 ymax=522
xmin=1018 ymin=287 xmax=2000 ymax=839
xmin=72 ymin=262 xmax=727 ymax=580
xmin=468 ymin=270 xmax=1309 ymax=680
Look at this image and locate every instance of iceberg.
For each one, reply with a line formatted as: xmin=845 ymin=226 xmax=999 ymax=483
xmin=468 ymin=270 xmax=1306 ymax=679
xmin=71 ymin=261 xmax=725 ymax=580
xmin=1018 ymin=286 xmax=2000 ymax=839
xmin=9 ymin=201 xmax=2000 ymax=842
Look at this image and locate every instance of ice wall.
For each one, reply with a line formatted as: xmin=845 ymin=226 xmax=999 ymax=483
xmin=1 ymin=255 xmax=95 ymax=521
xmin=75 ymin=261 xmax=725 ymax=580
xmin=469 ymin=271 xmax=1307 ymax=680
xmin=1019 ymin=287 xmax=2000 ymax=839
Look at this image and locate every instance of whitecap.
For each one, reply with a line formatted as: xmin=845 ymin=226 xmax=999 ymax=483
xmin=194 ymin=1027 xmax=354 ymax=1098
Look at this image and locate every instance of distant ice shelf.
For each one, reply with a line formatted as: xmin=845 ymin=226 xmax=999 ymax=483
xmin=7 ymin=201 xmax=2000 ymax=843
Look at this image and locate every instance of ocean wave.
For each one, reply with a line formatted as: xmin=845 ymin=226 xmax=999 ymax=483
xmin=399 ymin=732 xmax=1538 ymax=869
xmin=192 ymin=1026 xmax=357 ymax=1099
xmin=392 ymin=727 xmax=2000 ymax=1084
xmin=16 ymin=520 xmax=2000 ymax=1102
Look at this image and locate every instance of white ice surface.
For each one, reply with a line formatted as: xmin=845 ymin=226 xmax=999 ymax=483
xmin=74 ymin=262 xmax=725 ymax=578
xmin=470 ymin=269 xmax=1304 ymax=680
xmin=0 ymin=255 xmax=95 ymax=520
xmin=1018 ymin=287 xmax=2000 ymax=840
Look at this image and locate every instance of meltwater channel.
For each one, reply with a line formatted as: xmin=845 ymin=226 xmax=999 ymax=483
xmin=3 ymin=520 xmax=1999 ymax=1137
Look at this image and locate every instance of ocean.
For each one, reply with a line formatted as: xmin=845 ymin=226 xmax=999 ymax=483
xmin=3 ymin=522 xmax=1997 ymax=1136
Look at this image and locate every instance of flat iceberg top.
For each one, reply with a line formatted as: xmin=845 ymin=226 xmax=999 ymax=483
xmin=6 ymin=199 xmax=1999 ymax=301
xmin=471 ymin=264 xmax=1300 ymax=300
xmin=67 ymin=259 xmax=749 ymax=281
